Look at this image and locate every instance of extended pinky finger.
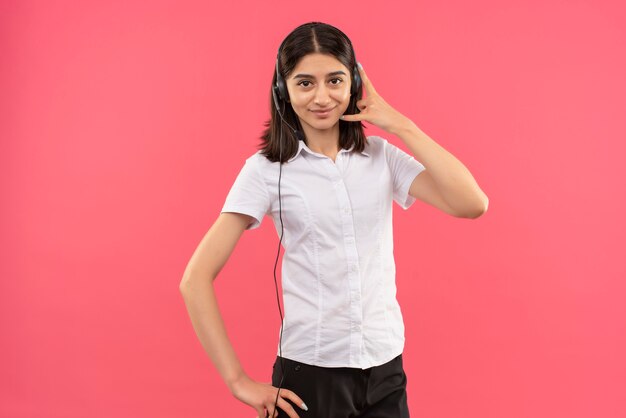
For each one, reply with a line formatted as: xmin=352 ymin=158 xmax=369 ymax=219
xmin=340 ymin=114 xmax=364 ymax=122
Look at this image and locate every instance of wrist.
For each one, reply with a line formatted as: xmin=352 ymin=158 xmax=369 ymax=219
xmin=227 ymin=371 xmax=250 ymax=394
xmin=390 ymin=117 xmax=419 ymax=137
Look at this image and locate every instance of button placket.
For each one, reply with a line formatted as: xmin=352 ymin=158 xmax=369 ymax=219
xmin=323 ymin=159 xmax=363 ymax=366
xmin=331 ymin=166 xmax=364 ymax=365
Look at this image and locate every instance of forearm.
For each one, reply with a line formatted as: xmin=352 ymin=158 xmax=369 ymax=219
xmin=392 ymin=119 xmax=489 ymax=217
xmin=179 ymin=277 xmax=247 ymax=392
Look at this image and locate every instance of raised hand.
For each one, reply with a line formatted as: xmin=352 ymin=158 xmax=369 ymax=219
xmin=340 ymin=62 xmax=411 ymax=135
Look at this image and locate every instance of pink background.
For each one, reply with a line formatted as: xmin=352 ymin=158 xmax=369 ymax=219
xmin=2 ymin=0 xmax=625 ymax=417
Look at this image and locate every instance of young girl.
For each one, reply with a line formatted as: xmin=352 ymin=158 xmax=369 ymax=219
xmin=180 ymin=22 xmax=488 ymax=418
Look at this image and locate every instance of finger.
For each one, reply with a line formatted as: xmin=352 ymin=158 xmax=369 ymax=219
xmin=340 ymin=113 xmax=367 ymax=122
xmin=355 ymin=99 xmax=368 ymax=111
xmin=357 ymin=62 xmax=377 ymax=96
xmin=280 ymin=388 xmax=308 ymax=412
xmin=265 ymin=401 xmax=279 ymax=418
xmin=272 ymin=396 xmax=300 ymax=418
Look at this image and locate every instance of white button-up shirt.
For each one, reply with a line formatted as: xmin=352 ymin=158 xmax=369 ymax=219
xmin=221 ymin=135 xmax=426 ymax=369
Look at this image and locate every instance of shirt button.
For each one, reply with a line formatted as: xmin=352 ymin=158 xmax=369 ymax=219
xmin=343 ymin=207 xmax=351 ymax=214
xmin=350 ymin=264 xmax=357 ymax=272
xmin=346 ymin=237 xmax=354 ymax=244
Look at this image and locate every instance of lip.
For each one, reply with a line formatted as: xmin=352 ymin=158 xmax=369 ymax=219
xmin=311 ymin=107 xmax=335 ymax=117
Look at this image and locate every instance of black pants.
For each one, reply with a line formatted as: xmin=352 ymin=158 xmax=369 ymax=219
xmin=270 ymin=354 xmax=410 ymax=417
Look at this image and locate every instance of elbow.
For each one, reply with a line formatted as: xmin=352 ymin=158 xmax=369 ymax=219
xmin=467 ymin=197 xmax=489 ymax=219
xmin=179 ymin=272 xmax=216 ymax=292
xmin=468 ymin=208 xmax=487 ymax=219
xmin=179 ymin=271 xmax=195 ymax=291
xmin=179 ymin=277 xmax=192 ymax=293
xmin=457 ymin=196 xmax=488 ymax=219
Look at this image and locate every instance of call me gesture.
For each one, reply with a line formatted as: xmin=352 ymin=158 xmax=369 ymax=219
xmin=342 ymin=63 xmax=489 ymax=219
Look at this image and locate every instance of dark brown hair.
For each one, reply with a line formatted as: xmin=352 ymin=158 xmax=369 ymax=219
xmin=258 ymin=22 xmax=367 ymax=163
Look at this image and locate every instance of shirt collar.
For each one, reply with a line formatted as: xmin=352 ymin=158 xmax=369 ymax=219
xmin=287 ymin=140 xmax=370 ymax=163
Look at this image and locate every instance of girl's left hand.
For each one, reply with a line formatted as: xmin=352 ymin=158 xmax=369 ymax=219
xmin=340 ymin=63 xmax=411 ymax=134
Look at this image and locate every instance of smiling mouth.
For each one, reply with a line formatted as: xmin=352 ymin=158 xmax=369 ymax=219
xmin=311 ymin=107 xmax=335 ymax=117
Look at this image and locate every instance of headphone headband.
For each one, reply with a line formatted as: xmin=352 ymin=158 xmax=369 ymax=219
xmin=273 ymin=34 xmax=361 ymax=103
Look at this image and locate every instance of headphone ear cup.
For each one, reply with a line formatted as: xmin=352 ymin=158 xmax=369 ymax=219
xmin=352 ymin=66 xmax=362 ymax=96
xmin=272 ymin=85 xmax=281 ymax=110
xmin=276 ymin=79 xmax=289 ymax=103
xmin=275 ymin=78 xmax=284 ymax=101
xmin=275 ymin=58 xmax=289 ymax=102
xmin=275 ymin=77 xmax=289 ymax=103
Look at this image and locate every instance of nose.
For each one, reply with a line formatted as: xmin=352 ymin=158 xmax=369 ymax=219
xmin=313 ymin=84 xmax=332 ymax=106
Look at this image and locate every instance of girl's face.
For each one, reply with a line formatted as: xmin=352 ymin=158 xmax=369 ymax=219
xmin=285 ymin=53 xmax=352 ymax=134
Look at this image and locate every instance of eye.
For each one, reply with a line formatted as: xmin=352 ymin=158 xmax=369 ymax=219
xmin=297 ymin=78 xmax=344 ymax=88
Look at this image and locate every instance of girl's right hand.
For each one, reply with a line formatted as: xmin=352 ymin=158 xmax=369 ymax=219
xmin=230 ymin=374 xmax=308 ymax=418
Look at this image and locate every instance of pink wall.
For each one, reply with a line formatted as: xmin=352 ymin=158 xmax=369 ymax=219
xmin=2 ymin=0 xmax=625 ymax=417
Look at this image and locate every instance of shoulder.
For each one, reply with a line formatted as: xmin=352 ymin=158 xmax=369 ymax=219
xmin=364 ymin=135 xmax=390 ymax=156
xmin=239 ymin=151 xmax=277 ymax=182
xmin=245 ymin=150 xmax=265 ymax=162
xmin=365 ymin=135 xmax=386 ymax=146
xmin=242 ymin=150 xmax=273 ymax=168
xmin=226 ymin=151 xmax=271 ymax=180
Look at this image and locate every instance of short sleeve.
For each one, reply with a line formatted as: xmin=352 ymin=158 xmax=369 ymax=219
xmin=383 ymin=138 xmax=426 ymax=210
xmin=220 ymin=154 xmax=271 ymax=230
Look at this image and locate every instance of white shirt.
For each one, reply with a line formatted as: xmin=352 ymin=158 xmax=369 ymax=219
xmin=221 ymin=135 xmax=426 ymax=369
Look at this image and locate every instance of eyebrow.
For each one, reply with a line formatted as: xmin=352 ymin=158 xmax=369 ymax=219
xmin=291 ymin=70 xmax=347 ymax=80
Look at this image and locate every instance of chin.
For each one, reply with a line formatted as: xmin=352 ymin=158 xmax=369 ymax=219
xmin=309 ymin=117 xmax=339 ymax=127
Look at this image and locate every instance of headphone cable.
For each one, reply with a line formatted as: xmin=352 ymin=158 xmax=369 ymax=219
xmin=270 ymin=104 xmax=287 ymax=418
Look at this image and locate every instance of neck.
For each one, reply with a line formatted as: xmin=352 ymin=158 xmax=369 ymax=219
xmin=301 ymin=123 xmax=341 ymax=155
